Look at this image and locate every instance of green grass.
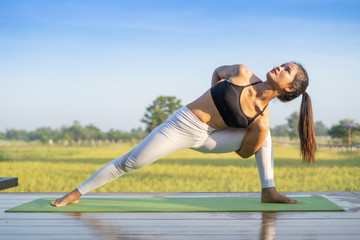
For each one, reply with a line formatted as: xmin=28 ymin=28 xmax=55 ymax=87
xmin=0 ymin=142 xmax=359 ymax=192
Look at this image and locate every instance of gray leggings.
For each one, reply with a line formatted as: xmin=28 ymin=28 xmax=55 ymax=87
xmin=77 ymin=106 xmax=274 ymax=194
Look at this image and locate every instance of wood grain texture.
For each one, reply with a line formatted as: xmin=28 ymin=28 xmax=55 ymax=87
xmin=1 ymin=192 xmax=359 ymax=240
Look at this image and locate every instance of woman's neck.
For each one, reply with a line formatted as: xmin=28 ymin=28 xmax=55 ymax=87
xmin=253 ymin=81 xmax=281 ymax=107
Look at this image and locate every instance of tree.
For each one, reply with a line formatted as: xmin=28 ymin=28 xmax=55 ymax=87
xmin=84 ymin=124 xmax=105 ymax=140
xmin=58 ymin=121 xmax=83 ymax=144
xmin=0 ymin=131 xmax=6 ymax=140
xmin=68 ymin=120 xmax=83 ymax=141
xmin=141 ymin=96 xmax=183 ymax=133
xmin=5 ymin=129 xmax=29 ymax=141
xmin=314 ymin=121 xmax=328 ymax=136
xmin=130 ymin=127 xmax=147 ymax=140
xmin=107 ymin=129 xmax=133 ymax=142
xmin=28 ymin=127 xmax=58 ymax=142
xmin=287 ymin=112 xmax=299 ymax=139
xmin=328 ymin=119 xmax=359 ymax=143
xmin=271 ymin=124 xmax=289 ymax=137
xmin=107 ymin=129 xmax=124 ymax=142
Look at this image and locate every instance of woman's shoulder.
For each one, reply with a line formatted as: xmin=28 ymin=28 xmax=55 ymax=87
xmin=229 ymin=65 xmax=255 ymax=85
xmin=237 ymin=64 xmax=253 ymax=77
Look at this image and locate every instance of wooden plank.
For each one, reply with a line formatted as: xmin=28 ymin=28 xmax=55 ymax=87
xmin=2 ymin=211 xmax=360 ymax=220
xmin=1 ymin=211 xmax=360 ymax=220
xmin=1 ymin=225 xmax=360 ymax=235
xmin=1 ymin=235 xmax=360 ymax=240
xmin=0 ymin=192 xmax=359 ymax=240
xmin=0 ymin=212 xmax=259 ymax=220
xmin=1 ymin=218 xmax=360 ymax=226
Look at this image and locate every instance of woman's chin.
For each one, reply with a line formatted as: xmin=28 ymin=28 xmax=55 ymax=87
xmin=265 ymin=72 xmax=273 ymax=81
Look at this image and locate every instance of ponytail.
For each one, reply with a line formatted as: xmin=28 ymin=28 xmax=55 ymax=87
xmin=298 ymin=92 xmax=317 ymax=165
xmin=276 ymin=62 xmax=317 ymax=164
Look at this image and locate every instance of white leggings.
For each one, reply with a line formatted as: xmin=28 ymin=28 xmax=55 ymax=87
xmin=77 ymin=107 xmax=274 ymax=194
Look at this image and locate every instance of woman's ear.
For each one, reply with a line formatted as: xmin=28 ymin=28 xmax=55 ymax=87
xmin=285 ymin=86 xmax=296 ymax=93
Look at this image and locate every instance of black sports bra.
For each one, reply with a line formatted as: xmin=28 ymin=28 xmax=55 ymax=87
xmin=210 ymin=80 xmax=268 ymax=128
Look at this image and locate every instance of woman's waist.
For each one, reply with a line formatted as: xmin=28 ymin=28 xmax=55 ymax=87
xmin=186 ymin=90 xmax=228 ymax=130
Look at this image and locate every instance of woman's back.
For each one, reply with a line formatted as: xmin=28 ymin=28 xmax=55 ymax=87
xmin=187 ymin=64 xmax=269 ymax=130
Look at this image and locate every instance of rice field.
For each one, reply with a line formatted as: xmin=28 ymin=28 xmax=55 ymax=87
xmin=0 ymin=141 xmax=359 ymax=192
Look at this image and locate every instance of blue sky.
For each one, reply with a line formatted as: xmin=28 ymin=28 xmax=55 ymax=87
xmin=1 ymin=0 xmax=360 ymax=132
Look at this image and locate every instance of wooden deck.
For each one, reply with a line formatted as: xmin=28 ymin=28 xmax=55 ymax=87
xmin=1 ymin=192 xmax=359 ymax=240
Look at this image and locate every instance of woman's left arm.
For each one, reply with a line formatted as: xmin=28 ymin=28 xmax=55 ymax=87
xmin=211 ymin=64 xmax=245 ymax=87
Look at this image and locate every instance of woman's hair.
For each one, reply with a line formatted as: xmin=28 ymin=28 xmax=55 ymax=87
xmin=277 ymin=62 xmax=317 ymax=165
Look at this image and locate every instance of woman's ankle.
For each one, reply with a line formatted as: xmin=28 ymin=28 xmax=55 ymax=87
xmin=69 ymin=188 xmax=83 ymax=199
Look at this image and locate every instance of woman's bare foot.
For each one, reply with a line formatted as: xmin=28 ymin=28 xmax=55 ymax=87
xmin=51 ymin=189 xmax=82 ymax=207
xmin=261 ymin=187 xmax=301 ymax=204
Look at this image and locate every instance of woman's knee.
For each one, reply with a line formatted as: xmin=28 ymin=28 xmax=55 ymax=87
xmin=115 ymin=151 xmax=149 ymax=173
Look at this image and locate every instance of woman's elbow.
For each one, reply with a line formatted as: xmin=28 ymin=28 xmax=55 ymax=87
xmin=235 ymin=149 xmax=253 ymax=159
xmin=241 ymin=153 xmax=253 ymax=159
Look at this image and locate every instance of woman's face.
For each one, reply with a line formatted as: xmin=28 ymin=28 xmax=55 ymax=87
xmin=266 ymin=62 xmax=299 ymax=92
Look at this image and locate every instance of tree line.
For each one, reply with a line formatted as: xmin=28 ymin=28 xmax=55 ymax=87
xmin=0 ymin=120 xmax=147 ymax=145
xmin=1 ymin=96 xmax=359 ymax=144
xmin=271 ymin=111 xmax=360 ymax=143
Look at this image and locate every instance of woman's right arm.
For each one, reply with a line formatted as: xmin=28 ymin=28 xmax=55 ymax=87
xmin=235 ymin=108 xmax=269 ymax=158
xmin=211 ymin=64 xmax=243 ymax=87
xmin=235 ymin=122 xmax=269 ymax=158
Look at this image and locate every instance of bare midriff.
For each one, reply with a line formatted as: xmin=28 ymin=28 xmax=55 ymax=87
xmin=186 ymin=90 xmax=228 ymax=130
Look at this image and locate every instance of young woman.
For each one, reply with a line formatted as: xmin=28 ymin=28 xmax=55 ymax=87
xmin=51 ymin=62 xmax=317 ymax=207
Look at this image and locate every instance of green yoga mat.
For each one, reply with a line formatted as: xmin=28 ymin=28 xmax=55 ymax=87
xmin=5 ymin=196 xmax=344 ymax=213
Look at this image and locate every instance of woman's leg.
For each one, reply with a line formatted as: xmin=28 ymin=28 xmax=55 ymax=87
xmin=255 ymin=130 xmax=275 ymax=188
xmin=77 ymin=123 xmax=198 ymax=195
xmin=193 ymin=128 xmax=275 ymax=188
xmin=51 ymin=107 xmax=214 ymax=207
xmin=194 ymin=128 xmax=300 ymax=203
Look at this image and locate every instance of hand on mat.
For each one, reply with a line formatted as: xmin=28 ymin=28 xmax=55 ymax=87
xmin=261 ymin=187 xmax=301 ymax=204
xmin=51 ymin=189 xmax=82 ymax=207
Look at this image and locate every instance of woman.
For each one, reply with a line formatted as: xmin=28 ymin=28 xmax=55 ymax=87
xmin=51 ymin=62 xmax=317 ymax=207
